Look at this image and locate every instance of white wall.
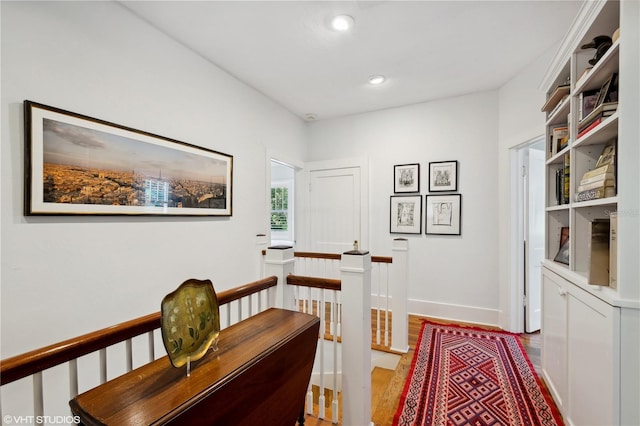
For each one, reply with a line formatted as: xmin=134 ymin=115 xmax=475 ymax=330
xmin=306 ymin=92 xmax=501 ymax=325
xmin=0 ymin=1 xmax=307 ymax=358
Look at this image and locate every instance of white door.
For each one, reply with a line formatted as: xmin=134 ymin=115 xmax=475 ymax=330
xmin=525 ymin=148 xmax=545 ymax=332
xmin=307 ymin=164 xmax=362 ymax=253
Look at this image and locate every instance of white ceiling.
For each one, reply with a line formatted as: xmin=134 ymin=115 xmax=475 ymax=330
xmin=120 ymin=1 xmax=583 ymax=121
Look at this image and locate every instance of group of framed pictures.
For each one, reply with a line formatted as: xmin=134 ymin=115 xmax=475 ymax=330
xmin=390 ymin=161 xmax=461 ymax=235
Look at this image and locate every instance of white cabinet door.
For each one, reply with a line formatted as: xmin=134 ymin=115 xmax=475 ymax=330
xmin=566 ymin=289 xmax=619 ymax=426
xmin=541 ymin=268 xmax=568 ymax=409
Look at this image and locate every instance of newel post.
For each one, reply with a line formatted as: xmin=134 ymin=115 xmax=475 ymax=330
xmin=264 ymin=246 xmax=296 ymax=310
xmin=391 ymin=238 xmax=410 ymax=353
xmin=340 ymin=250 xmax=373 ymax=426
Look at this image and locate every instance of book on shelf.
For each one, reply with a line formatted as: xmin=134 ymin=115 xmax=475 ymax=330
xmin=580 ymin=171 xmax=614 ymax=186
xmin=578 ymin=101 xmax=618 ymax=131
xmin=577 ymin=178 xmax=615 ymax=192
xmin=576 ymin=140 xmax=618 ymax=197
xmin=550 ymin=126 xmax=568 ymax=154
xmin=541 ymin=84 xmax=570 ymax=113
xmin=581 ymin=163 xmax=614 ymax=180
xmin=588 ymin=218 xmax=611 ymax=286
xmin=563 ymin=153 xmax=570 ymax=204
xmin=575 ymin=185 xmax=616 ymax=202
xmin=555 ymin=169 xmax=564 ymax=204
xmin=609 ymin=211 xmax=617 ymax=289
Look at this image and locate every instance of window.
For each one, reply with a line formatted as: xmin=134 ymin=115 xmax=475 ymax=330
xmin=271 ymin=187 xmax=288 ymax=231
xmin=270 ymin=160 xmax=294 ymax=245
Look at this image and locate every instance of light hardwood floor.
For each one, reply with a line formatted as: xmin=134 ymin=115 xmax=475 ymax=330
xmin=302 ymin=314 xmax=541 ymax=426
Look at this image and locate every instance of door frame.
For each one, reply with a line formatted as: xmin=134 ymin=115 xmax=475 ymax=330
xmin=298 ymin=157 xmax=369 ymax=251
xmin=509 ymin=135 xmax=545 ymax=333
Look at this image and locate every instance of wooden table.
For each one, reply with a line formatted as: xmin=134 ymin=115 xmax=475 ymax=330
xmin=70 ymin=308 xmax=320 ymax=425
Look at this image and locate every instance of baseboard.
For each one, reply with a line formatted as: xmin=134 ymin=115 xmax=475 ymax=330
xmin=407 ymin=298 xmax=500 ymax=328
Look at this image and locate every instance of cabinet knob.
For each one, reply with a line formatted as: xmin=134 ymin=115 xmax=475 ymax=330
xmin=558 ymin=289 xmax=567 ymax=297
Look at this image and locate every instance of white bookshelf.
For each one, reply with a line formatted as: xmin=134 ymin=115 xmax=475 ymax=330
xmin=539 ymin=1 xmax=639 ymax=425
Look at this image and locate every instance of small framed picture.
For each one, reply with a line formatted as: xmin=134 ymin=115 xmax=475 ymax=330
xmin=394 ymin=164 xmax=420 ymax=193
xmin=390 ymin=195 xmax=422 ymax=234
xmin=425 ymin=194 xmax=461 ymax=235
xmin=554 ymin=227 xmax=570 ymax=265
xmin=428 ymin=160 xmax=458 ymax=192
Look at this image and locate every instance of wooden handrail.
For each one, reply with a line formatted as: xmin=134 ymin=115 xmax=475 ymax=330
xmin=0 ymin=276 xmax=278 ymax=386
xmin=262 ymin=250 xmax=393 ymax=264
xmin=286 ymin=274 xmax=342 ymax=292
xmin=294 ymin=251 xmax=341 ymax=260
xmin=295 ymin=251 xmax=392 ymax=264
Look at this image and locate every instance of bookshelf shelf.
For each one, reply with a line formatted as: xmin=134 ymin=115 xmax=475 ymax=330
xmin=539 ymin=1 xmax=639 ymax=425
xmin=573 ymin=112 xmax=618 ymax=147
xmin=574 ymin=40 xmax=620 ymax=94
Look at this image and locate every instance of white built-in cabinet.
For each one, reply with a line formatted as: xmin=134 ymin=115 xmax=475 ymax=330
xmin=540 ymin=1 xmax=639 ymax=425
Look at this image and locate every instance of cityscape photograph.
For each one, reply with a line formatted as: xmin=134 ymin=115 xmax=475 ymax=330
xmin=39 ymin=117 xmax=229 ymax=210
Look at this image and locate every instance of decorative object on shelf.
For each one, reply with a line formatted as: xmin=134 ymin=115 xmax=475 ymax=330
xmin=161 ymin=278 xmax=221 ymax=375
xmin=588 ymin=219 xmax=611 ymax=286
xmin=425 ymin=194 xmax=461 ymax=235
xmin=579 ymin=89 xmax=599 ymax=120
xmin=553 ymin=228 xmax=570 ymax=265
xmin=390 ymin=195 xmax=422 ymax=234
xmin=24 ymin=101 xmax=233 ymax=216
xmin=594 ymin=72 xmax=618 ymax=108
xmin=428 ymin=160 xmax=458 ymax=192
xmin=581 ymin=35 xmax=612 ymax=66
xmin=393 ymin=163 xmax=420 ymax=193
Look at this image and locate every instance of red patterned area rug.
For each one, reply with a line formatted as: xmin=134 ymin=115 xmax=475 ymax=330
xmin=393 ymin=321 xmax=563 ymax=426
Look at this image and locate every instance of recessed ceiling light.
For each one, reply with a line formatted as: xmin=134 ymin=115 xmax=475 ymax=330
xmin=331 ymin=15 xmax=354 ymax=32
xmin=368 ymin=75 xmax=386 ymax=85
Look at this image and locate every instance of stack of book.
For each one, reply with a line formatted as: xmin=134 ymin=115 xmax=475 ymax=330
xmin=575 ymin=141 xmax=616 ymax=202
xmin=550 ymin=125 xmax=569 ymax=155
xmin=577 ymin=101 xmax=618 ymax=139
xmin=555 ymin=153 xmax=571 ymax=205
xmin=541 ymin=84 xmax=570 ymax=115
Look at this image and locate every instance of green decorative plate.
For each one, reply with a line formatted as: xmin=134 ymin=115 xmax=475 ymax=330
xmin=160 ymin=279 xmax=220 ymax=368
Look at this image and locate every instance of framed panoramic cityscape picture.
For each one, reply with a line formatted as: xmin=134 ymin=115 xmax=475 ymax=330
xmin=24 ymin=101 xmax=232 ymax=216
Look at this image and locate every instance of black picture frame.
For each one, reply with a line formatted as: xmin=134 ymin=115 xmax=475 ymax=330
xmin=390 ymin=195 xmax=422 ymax=234
xmin=425 ymin=194 xmax=462 ymax=235
xmin=24 ymin=100 xmax=233 ymax=216
xmin=428 ymin=161 xmax=458 ymax=192
xmin=394 ymin=163 xmax=420 ymax=193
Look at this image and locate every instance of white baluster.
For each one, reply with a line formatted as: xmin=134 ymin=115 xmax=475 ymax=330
xmin=33 ymin=372 xmax=44 ymax=424
xmin=148 ymin=331 xmax=155 ymax=361
xmin=384 ymin=263 xmax=390 ymax=347
xmin=99 ymin=348 xmax=107 ymax=384
xmin=332 ymin=289 xmax=339 ymax=424
xmin=69 ymin=359 xmax=79 ymax=398
xmin=126 ymin=338 xmax=133 ymax=372
xmin=318 ymin=289 xmax=326 ymax=419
